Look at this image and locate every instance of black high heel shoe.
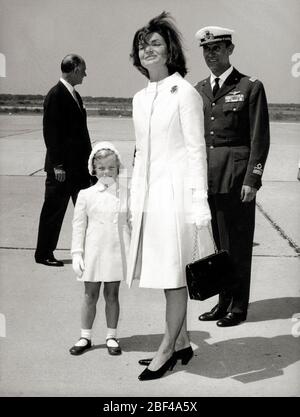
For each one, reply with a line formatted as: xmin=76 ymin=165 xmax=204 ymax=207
xmin=138 ymin=346 xmax=193 ymax=366
xmin=138 ymin=354 xmax=177 ymax=381
xmin=175 ymin=346 xmax=194 ymax=365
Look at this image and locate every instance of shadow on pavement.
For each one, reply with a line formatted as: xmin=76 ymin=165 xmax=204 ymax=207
xmin=187 ymin=331 xmax=300 ymax=384
xmin=60 ymin=259 xmax=72 ymax=264
xmin=247 ymin=297 xmax=300 ymax=322
xmin=91 ymin=333 xmax=164 ymax=354
xmin=91 ymin=328 xmax=300 ymax=384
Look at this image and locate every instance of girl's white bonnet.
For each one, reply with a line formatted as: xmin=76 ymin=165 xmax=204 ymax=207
xmin=88 ymin=141 xmax=123 ymax=175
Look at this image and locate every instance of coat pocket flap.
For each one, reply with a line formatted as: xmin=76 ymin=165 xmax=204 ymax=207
xmin=223 ymin=102 xmax=244 ymax=113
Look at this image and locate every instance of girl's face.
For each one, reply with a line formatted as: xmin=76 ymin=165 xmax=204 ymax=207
xmin=138 ymin=32 xmax=168 ymax=70
xmin=94 ymin=154 xmax=118 ymax=182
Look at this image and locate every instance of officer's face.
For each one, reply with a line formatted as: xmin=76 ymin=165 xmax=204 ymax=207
xmin=202 ymin=42 xmax=234 ymax=75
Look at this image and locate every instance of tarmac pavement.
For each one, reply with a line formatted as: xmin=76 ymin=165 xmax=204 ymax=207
xmin=0 ymin=115 xmax=299 ymax=397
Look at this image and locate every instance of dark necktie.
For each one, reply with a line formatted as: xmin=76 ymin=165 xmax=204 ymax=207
xmin=212 ymin=77 xmax=220 ymax=96
xmin=72 ymin=88 xmax=81 ymax=110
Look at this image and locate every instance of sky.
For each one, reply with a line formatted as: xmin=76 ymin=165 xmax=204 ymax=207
xmin=0 ymin=0 xmax=299 ymax=103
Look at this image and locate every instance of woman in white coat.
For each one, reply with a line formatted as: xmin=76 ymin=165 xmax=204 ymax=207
xmin=128 ymin=12 xmax=213 ymax=380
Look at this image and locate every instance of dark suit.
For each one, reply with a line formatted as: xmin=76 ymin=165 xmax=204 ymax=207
xmin=195 ymin=68 xmax=270 ymax=315
xmin=35 ymin=81 xmax=92 ymax=260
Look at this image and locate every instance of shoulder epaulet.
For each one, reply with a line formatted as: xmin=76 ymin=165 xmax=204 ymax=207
xmin=194 ymin=79 xmax=207 ymax=88
xmin=249 ymin=76 xmax=258 ymax=82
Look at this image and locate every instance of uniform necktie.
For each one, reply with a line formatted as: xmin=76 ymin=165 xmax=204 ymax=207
xmin=212 ymin=77 xmax=220 ymax=96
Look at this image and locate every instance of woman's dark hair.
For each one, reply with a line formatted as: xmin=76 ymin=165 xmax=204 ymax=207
xmin=130 ymin=11 xmax=187 ymax=79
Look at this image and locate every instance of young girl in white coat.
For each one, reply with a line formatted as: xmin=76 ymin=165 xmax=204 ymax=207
xmin=69 ymin=142 xmax=130 ymax=356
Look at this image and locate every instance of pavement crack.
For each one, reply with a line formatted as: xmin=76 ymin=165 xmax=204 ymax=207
xmin=256 ymin=202 xmax=300 ymax=255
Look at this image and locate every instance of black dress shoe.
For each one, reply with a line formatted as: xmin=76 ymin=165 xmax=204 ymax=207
xmin=216 ymin=312 xmax=246 ymax=327
xmin=198 ymin=304 xmax=228 ymax=321
xmin=106 ymin=338 xmax=122 ymax=355
xmin=139 ymin=346 xmax=193 ymax=366
xmin=35 ymin=256 xmax=64 ymax=267
xmin=69 ymin=338 xmax=92 ymax=355
xmin=138 ymin=354 xmax=177 ymax=381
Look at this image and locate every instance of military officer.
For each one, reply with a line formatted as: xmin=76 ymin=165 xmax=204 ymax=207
xmin=194 ymin=26 xmax=270 ymax=326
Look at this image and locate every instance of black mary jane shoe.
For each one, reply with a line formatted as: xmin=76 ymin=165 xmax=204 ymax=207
xmin=138 ymin=354 xmax=177 ymax=381
xmin=138 ymin=345 xmax=193 ymax=367
xmin=69 ymin=337 xmax=92 ymax=355
xmin=106 ymin=337 xmax=122 ymax=355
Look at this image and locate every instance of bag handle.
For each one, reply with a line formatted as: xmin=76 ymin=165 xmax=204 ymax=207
xmin=192 ymin=225 xmax=218 ymax=262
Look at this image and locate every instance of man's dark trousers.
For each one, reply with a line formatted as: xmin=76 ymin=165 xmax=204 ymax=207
xmin=209 ymin=192 xmax=256 ymax=316
xmin=35 ymin=173 xmax=90 ymax=260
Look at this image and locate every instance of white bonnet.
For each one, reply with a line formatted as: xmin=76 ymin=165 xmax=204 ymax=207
xmin=88 ymin=141 xmax=123 ymax=176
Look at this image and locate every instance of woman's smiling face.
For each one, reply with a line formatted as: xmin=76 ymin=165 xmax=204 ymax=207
xmin=138 ymin=32 xmax=168 ymax=70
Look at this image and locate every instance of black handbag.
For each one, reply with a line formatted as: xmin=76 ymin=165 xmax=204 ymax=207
xmin=186 ymin=227 xmax=234 ymax=301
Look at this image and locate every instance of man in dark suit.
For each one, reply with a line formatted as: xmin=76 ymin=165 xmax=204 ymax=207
xmin=35 ymin=54 xmax=92 ymax=266
xmin=194 ymin=27 xmax=270 ymax=326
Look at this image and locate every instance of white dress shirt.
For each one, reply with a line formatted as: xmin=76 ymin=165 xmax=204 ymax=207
xmin=60 ymin=77 xmax=80 ymax=107
xmin=210 ymin=65 xmax=233 ymax=90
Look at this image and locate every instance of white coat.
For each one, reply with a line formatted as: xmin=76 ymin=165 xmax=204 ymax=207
xmin=71 ymin=180 xmax=130 ymax=282
xmin=126 ymin=72 xmax=213 ymax=289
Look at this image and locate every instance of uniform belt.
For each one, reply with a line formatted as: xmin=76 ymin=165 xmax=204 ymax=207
xmin=206 ymin=140 xmax=247 ymax=148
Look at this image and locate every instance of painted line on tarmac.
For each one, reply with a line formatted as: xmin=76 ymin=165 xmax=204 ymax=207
xmin=29 ymin=168 xmax=44 ymax=176
xmin=271 ymin=122 xmax=300 ymax=125
xmin=0 ymin=247 xmax=298 ymax=258
xmin=0 ymin=247 xmax=69 ymax=250
xmin=0 ymin=128 xmax=42 ymax=139
xmin=256 ymin=202 xmax=300 ymax=255
xmin=254 ymin=254 xmax=299 ymax=258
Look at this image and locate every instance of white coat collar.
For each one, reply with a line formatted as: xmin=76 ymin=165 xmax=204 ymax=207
xmin=94 ymin=179 xmax=118 ymax=193
xmin=145 ymin=72 xmax=182 ymax=94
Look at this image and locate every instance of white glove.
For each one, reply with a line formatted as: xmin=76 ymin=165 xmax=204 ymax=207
xmin=192 ymin=191 xmax=212 ymax=228
xmin=194 ymin=211 xmax=211 ymax=228
xmin=72 ymin=253 xmax=85 ymax=277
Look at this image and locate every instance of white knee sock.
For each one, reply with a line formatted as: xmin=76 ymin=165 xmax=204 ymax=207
xmin=106 ymin=328 xmax=118 ymax=347
xmin=75 ymin=328 xmax=92 ymax=347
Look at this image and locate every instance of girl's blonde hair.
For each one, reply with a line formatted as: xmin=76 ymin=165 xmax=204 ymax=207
xmin=92 ymin=148 xmax=121 ymax=175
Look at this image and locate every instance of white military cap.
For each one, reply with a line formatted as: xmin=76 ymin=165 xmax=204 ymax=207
xmin=195 ymin=26 xmax=234 ymax=46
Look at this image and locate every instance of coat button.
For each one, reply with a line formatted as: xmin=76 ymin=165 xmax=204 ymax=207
xmin=211 ymin=116 xmax=215 ymax=120
xmin=212 ymin=103 xmax=216 ymax=106
xmin=209 ymin=145 xmax=214 ymax=149
xmin=233 ymin=108 xmax=236 ymax=111
xmin=210 ymin=131 xmax=214 ymax=135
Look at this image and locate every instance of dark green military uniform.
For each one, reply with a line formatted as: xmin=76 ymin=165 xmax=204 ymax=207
xmin=195 ymin=67 xmax=270 ymax=316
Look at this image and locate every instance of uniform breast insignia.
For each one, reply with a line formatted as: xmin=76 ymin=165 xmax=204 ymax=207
xmin=253 ymin=163 xmax=263 ymax=175
xmin=249 ymin=77 xmax=257 ymax=82
xmin=225 ymin=92 xmax=244 ymax=103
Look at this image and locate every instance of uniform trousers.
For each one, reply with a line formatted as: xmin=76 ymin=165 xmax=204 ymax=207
xmin=208 ymin=192 xmax=256 ymax=316
xmin=35 ymin=172 xmax=90 ymax=260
